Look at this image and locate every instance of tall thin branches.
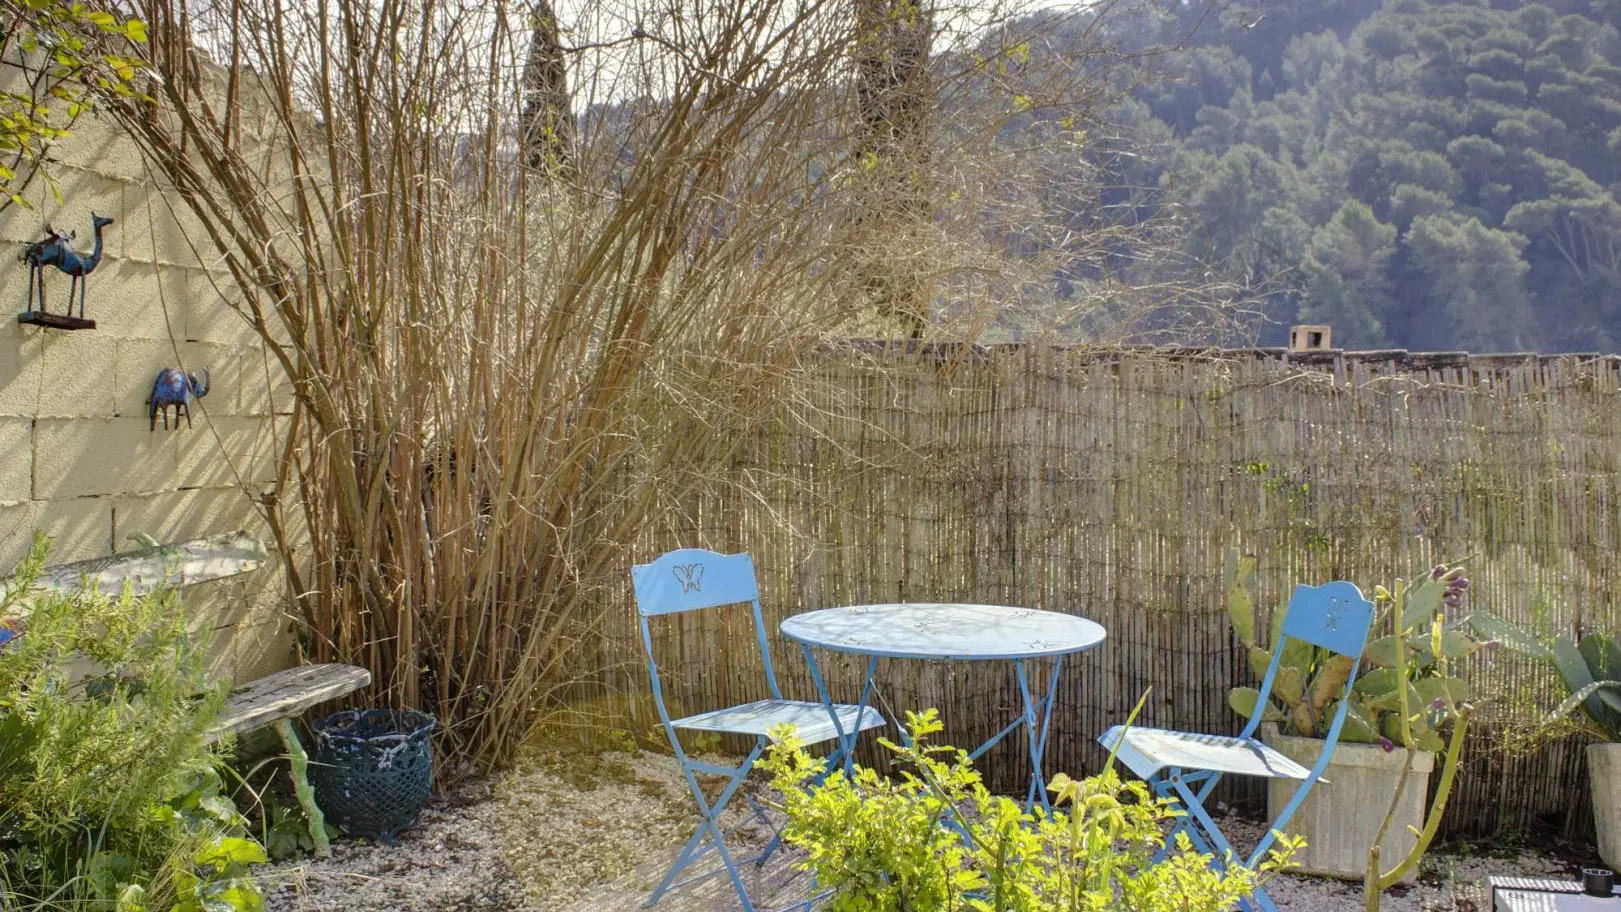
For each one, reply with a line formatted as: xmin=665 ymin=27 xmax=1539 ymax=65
xmin=851 ymin=0 xmax=934 ymax=336
xmin=99 ymin=0 xmax=1215 ymax=775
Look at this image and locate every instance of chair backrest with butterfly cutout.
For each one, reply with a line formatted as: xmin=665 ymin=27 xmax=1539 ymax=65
xmin=629 ymin=549 xmax=785 ymax=724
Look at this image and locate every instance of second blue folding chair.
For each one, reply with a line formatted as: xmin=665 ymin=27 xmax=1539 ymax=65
xmin=1098 ymin=580 xmax=1376 ymax=912
xmin=632 ymin=548 xmax=885 ymax=911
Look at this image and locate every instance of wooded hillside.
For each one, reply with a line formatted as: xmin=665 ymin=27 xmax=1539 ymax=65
xmin=1078 ymin=0 xmax=1621 ymax=352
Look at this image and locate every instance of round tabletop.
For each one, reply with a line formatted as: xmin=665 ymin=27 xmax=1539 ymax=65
xmin=780 ymin=603 xmax=1107 ymax=661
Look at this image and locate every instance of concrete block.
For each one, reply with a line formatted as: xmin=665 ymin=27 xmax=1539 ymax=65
xmin=182 ymin=267 xmax=294 ymax=350
xmin=0 ymin=329 xmax=47 ymax=416
xmin=112 ymin=487 xmax=266 ymax=548
xmin=32 ymin=417 xmax=180 ymax=498
xmin=118 ymin=182 xmax=214 ymax=268
xmin=0 ymin=417 xmax=31 ymax=501
xmin=180 ymin=340 xmax=247 ymax=415
xmin=0 ymin=497 xmax=116 ymax=568
xmin=185 ymin=275 xmax=265 ymax=347
xmin=178 ymin=562 xmax=296 ymax=682
xmin=45 ymin=115 xmax=149 ymax=184
xmin=174 ymin=416 xmax=286 ymax=489
xmin=33 ymin=497 xmax=117 ymax=564
xmin=210 ymin=612 xmax=296 ymax=684
xmin=0 ymin=500 xmax=45 ymax=569
xmin=1 ymin=171 xmax=127 ymax=249
xmin=213 ymin=570 xmax=296 ymax=686
xmin=0 ymin=59 xmax=24 ymax=96
xmin=170 ymin=574 xmax=250 ymax=679
xmin=237 ymin=344 xmax=296 ymax=416
xmin=90 ymin=260 xmax=189 ymax=341
xmin=30 ymin=332 xmax=117 ymax=417
xmin=0 ymin=250 xmax=36 ymax=340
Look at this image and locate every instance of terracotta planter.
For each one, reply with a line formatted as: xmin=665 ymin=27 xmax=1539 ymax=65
xmin=1263 ymin=726 xmax=1434 ymax=883
xmin=1590 ymin=743 xmax=1621 ymax=871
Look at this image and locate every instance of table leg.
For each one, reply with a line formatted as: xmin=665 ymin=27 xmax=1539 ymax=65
xmin=275 ymin=718 xmax=332 ymax=858
xmin=800 ymin=644 xmax=877 ymax=779
xmin=1016 ymin=655 xmax=1065 ymax=815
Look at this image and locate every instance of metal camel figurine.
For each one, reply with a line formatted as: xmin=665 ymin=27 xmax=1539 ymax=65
xmin=150 ymin=367 xmax=210 ymax=431
xmin=21 ymin=213 xmax=114 ymax=319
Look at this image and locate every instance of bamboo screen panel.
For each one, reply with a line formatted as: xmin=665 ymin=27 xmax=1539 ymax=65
xmin=595 ymin=346 xmax=1621 ymax=838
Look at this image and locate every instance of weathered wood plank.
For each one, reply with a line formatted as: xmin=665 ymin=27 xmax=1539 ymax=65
xmin=206 ymin=663 xmax=372 ymax=741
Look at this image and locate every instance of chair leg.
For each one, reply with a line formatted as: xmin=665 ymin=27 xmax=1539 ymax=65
xmin=646 ymin=823 xmax=717 ymax=906
xmin=705 ymin=817 xmax=759 ymax=912
xmin=645 ymin=743 xmax=768 ymax=911
xmin=1151 ymin=775 xmax=1205 ymax=863
xmin=745 ymin=770 xmax=786 ymax=868
xmin=1160 ymin=772 xmax=1279 ymax=912
xmin=645 ymin=815 xmax=759 ymax=910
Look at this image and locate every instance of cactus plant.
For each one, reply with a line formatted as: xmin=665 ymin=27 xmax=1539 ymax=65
xmin=1467 ymin=614 xmax=1621 ymax=874
xmin=1469 ymin=613 xmax=1621 ymax=740
xmin=1224 ymin=553 xmax=1485 ymax=751
xmin=1222 ymin=552 xmax=1485 ymax=912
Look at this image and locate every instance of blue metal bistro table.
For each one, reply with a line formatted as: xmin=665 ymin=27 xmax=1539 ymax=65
xmin=781 ymin=603 xmax=1106 ymax=814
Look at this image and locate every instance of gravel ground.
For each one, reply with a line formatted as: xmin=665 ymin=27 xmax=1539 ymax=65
xmin=262 ymin=745 xmax=768 ymax=911
xmin=1215 ymin=815 xmax=1577 ymax=912
xmin=261 ymin=748 xmax=1583 ymax=912
xmin=258 ymin=778 xmax=531 ymax=912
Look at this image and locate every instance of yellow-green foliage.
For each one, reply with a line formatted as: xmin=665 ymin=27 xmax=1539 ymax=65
xmin=0 ymin=0 xmax=148 ymax=206
xmin=758 ymin=709 xmax=1299 ymax=912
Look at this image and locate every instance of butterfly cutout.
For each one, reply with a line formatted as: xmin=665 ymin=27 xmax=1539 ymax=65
xmin=673 ymin=563 xmax=704 ymax=595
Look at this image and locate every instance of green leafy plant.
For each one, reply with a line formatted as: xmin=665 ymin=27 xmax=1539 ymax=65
xmin=1359 ymin=566 xmax=1488 ymax=912
xmin=758 ymin=705 xmax=1299 ymax=912
xmin=0 ymin=534 xmax=266 ymax=911
xmin=1470 ymin=613 xmax=1621 ymax=741
xmin=0 ymin=0 xmax=149 ymax=207
xmin=1224 ymin=552 xmax=1488 ymax=751
xmin=253 ymin=789 xmax=337 ymax=862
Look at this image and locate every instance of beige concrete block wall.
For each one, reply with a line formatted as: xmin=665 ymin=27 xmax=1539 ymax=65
xmin=0 ymin=60 xmax=297 ymax=684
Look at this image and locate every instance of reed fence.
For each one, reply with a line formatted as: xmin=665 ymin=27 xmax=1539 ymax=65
xmin=592 ymin=344 xmax=1621 ymax=839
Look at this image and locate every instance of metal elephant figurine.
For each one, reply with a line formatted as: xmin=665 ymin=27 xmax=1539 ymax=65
xmin=150 ymin=367 xmax=210 ymax=431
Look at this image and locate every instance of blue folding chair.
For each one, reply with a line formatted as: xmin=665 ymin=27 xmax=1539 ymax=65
xmin=632 ymin=548 xmax=886 ymax=911
xmin=1098 ymin=581 xmax=1375 ymax=912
